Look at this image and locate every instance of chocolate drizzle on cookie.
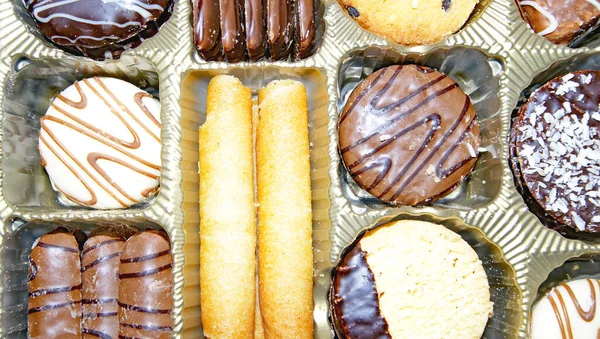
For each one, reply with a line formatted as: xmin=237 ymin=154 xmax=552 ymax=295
xmin=331 ymin=244 xmax=391 ymax=339
xmin=338 ymin=64 xmax=480 ymax=206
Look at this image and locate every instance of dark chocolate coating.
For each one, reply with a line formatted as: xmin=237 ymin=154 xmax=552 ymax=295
xmin=512 ymin=70 xmax=600 ymax=234
xmin=194 ymin=0 xmax=223 ymax=61
xmin=267 ymin=0 xmax=293 ymax=60
xmin=220 ymin=0 xmax=247 ymax=62
xmin=26 ymin=0 xmax=173 ymax=60
xmin=28 ymin=229 xmax=82 ymax=339
xmin=518 ymin=0 xmax=600 ymax=45
xmin=82 ymin=234 xmax=126 ymax=339
xmin=245 ymin=0 xmax=267 ymax=60
xmin=293 ymin=0 xmax=316 ymax=60
xmin=338 ymin=65 xmax=480 ymax=206
xmin=331 ymin=244 xmax=391 ymax=339
xmin=118 ymin=230 xmax=173 ymax=339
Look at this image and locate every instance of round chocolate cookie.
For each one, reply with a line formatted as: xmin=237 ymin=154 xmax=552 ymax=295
xmin=338 ymin=64 xmax=480 ymax=206
xmin=330 ymin=220 xmax=493 ymax=338
xmin=511 ymin=70 xmax=600 ymax=235
xmin=25 ymin=0 xmax=174 ymax=60
xmin=338 ymin=0 xmax=478 ymax=45
xmin=518 ymin=0 xmax=600 ymax=46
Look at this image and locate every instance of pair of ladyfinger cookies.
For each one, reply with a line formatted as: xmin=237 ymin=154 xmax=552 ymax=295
xmin=27 ymin=227 xmax=173 ymax=339
xmin=199 ymin=75 xmax=313 ymax=338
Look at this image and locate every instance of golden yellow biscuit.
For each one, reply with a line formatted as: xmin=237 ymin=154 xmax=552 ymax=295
xmin=339 ymin=0 xmax=478 ymax=45
xmin=257 ymin=80 xmax=314 ymax=338
xmin=199 ymin=75 xmax=256 ymax=338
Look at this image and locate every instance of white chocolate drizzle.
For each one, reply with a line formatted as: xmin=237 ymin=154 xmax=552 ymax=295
xmin=519 ymin=0 xmax=558 ymax=36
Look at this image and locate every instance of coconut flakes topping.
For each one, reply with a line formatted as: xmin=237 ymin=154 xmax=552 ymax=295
xmin=518 ymin=72 xmax=600 ymax=231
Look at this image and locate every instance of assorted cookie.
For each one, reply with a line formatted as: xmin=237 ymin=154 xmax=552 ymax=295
xmin=518 ymin=0 xmax=600 ymax=46
xmin=330 ymin=220 xmax=493 ymax=338
xmin=24 ymin=0 xmax=174 ymax=60
xmin=38 ymin=77 xmax=162 ymax=210
xmin=338 ymin=64 xmax=480 ymax=206
xmin=531 ymin=278 xmax=600 ymax=339
xmin=510 ymin=70 xmax=600 ymax=236
xmin=193 ymin=0 xmax=318 ymax=61
xmin=338 ymin=0 xmax=478 ymax=45
xmin=27 ymin=227 xmax=173 ymax=339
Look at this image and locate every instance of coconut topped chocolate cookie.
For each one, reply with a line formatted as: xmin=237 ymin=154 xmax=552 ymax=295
xmin=512 ymin=70 xmax=600 ymax=234
xmin=338 ymin=64 xmax=480 ymax=206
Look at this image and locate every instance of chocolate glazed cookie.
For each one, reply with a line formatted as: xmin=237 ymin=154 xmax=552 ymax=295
xmin=28 ymin=227 xmax=82 ymax=339
xmin=511 ymin=70 xmax=600 ymax=235
xmin=338 ymin=64 xmax=480 ymax=206
xmin=118 ymin=230 xmax=173 ymax=338
xmin=25 ymin=0 xmax=174 ymax=60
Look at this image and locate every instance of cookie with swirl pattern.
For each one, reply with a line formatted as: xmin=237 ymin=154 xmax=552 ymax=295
xmin=38 ymin=77 xmax=162 ymax=210
xmin=338 ymin=64 xmax=480 ymax=206
xmin=25 ymin=0 xmax=174 ymax=60
xmin=518 ymin=0 xmax=600 ymax=45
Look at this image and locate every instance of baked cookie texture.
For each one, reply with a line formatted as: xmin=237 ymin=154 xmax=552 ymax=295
xmin=331 ymin=220 xmax=493 ymax=339
xmin=338 ymin=0 xmax=478 ymax=45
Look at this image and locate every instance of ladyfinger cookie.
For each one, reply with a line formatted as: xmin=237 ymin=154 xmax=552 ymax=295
xmin=257 ymin=80 xmax=313 ymax=338
xmin=81 ymin=232 xmax=127 ymax=339
xmin=28 ymin=227 xmax=82 ymax=339
xmin=118 ymin=230 xmax=173 ymax=339
xmin=199 ymin=75 xmax=256 ymax=338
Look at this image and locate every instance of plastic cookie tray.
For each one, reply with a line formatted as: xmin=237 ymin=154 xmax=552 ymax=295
xmin=0 ymin=0 xmax=599 ymax=337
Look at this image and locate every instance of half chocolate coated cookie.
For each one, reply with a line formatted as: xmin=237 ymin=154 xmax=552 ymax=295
xmin=330 ymin=220 xmax=493 ymax=339
xmin=338 ymin=64 xmax=480 ymax=206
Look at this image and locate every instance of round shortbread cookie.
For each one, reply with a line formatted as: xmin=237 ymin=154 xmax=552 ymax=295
xmin=331 ymin=220 xmax=493 ymax=338
xmin=338 ymin=0 xmax=478 ymax=45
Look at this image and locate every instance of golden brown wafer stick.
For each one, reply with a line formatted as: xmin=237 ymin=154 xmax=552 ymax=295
xmin=199 ymin=75 xmax=256 ymax=338
xmin=257 ymin=80 xmax=313 ymax=338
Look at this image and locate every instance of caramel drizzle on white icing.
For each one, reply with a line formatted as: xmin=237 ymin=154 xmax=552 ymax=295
xmin=39 ymin=77 xmax=161 ymax=207
xmin=546 ymin=278 xmax=600 ymax=339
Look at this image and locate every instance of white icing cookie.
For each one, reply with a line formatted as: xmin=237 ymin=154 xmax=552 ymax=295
xmin=531 ymin=278 xmax=600 ymax=339
xmin=38 ymin=77 xmax=162 ymax=209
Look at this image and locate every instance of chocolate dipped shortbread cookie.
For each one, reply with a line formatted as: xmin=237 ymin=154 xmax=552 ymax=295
xmin=518 ymin=0 xmax=600 ymax=45
xmin=25 ymin=0 xmax=174 ymax=60
xmin=338 ymin=64 xmax=480 ymax=206
xmin=510 ymin=70 xmax=600 ymax=235
xmin=330 ymin=220 xmax=493 ymax=338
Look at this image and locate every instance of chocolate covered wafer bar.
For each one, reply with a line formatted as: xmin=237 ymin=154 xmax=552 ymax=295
xmin=28 ymin=227 xmax=82 ymax=339
xmin=267 ymin=0 xmax=293 ymax=60
xmin=220 ymin=0 xmax=247 ymax=62
xmin=194 ymin=0 xmax=223 ymax=61
xmin=81 ymin=232 xmax=126 ymax=339
xmin=118 ymin=230 xmax=173 ymax=339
